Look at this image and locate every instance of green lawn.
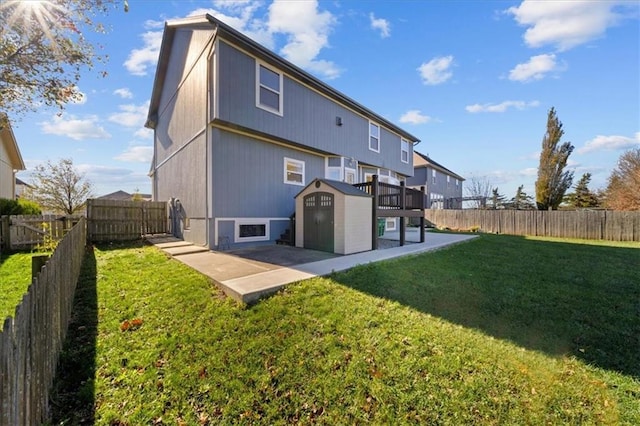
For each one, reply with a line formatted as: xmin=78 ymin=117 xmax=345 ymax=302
xmin=0 ymin=251 xmax=36 ymax=319
xmin=50 ymin=236 xmax=640 ymax=425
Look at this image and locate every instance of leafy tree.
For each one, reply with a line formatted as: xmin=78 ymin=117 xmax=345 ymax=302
xmin=0 ymin=198 xmax=42 ymax=215
xmin=535 ymin=107 xmax=574 ymax=210
xmin=0 ymin=0 xmax=121 ymax=125
xmin=507 ymin=185 xmax=535 ymax=210
xmin=565 ymin=173 xmax=600 ymax=208
xmin=491 ymin=187 xmax=505 ymax=209
xmin=464 ymin=176 xmax=492 ymax=209
xmin=605 ymin=148 xmax=640 ymax=211
xmin=25 ymin=158 xmax=93 ymax=214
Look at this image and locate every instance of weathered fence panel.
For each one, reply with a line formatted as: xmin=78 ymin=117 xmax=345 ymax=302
xmin=87 ymin=199 xmax=167 ymax=242
xmin=1 ymin=215 xmax=82 ymax=251
xmin=425 ymin=210 xmax=640 ymax=241
xmin=0 ymin=217 xmax=86 ymax=425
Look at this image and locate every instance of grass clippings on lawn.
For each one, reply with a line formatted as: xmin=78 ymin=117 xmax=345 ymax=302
xmin=50 ymin=236 xmax=640 ymax=425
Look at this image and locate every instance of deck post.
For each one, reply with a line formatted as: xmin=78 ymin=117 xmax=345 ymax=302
xmin=420 ymin=185 xmax=426 ymax=243
xmin=371 ymin=175 xmax=379 ymax=250
xmin=400 ymin=181 xmax=406 ymax=246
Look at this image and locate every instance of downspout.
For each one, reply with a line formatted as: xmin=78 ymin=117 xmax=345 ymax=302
xmin=204 ymin=29 xmax=217 ymax=248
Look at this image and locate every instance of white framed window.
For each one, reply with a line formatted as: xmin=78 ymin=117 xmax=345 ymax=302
xmin=369 ymin=122 xmax=380 ymax=152
xmin=456 ymin=178 xmax=459 ymax=186
xmin=284 ymin=157 xmax=305 ymax=185
xmin=432 ymin=169 xmax=436 ymax=184
xmin=256 ymin=61 xmax=283 ymax=115
xmin=326 ymin=156 xmax=342 ymax=181
xmin=385 ymin=218 xmax=397 ymax=231
xmin=447 ymin=175 xmax=451 ymax=187
xmin=235 ymin=219 xmax=269 ymax=243
xmin=345 ymin=168 xmax=356 ymax=184
xmin=401 ymin=139 xmax=409 ymax=163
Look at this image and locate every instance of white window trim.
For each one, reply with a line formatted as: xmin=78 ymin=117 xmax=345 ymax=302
xmin=284 ymin=157 xmax=305 ymax=186
xmin=369 ymin=122 xmax=380 ymax=153
xmin=385 ymin=218 xmax=397 ymax=231
xmin=401 ymin=139 xmax=409 ymax=163
xmin=235 ymin=219 xmax=270 ymax=243
xmin=256 ymin=60 xmax=283 ymax=116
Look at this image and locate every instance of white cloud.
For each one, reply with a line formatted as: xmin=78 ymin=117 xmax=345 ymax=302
xmin=115 ymin=145 xmax=153 ymax=163
xmin=267 ymin=0 xmax=340 ymax=79
xmin=507 ymin=0 xmax=625 ymax=51
xmin=466 ymin=100 xmax=540 ymax=113
xmin=577 ymin=132 xmax=640 ymax=154
xmin=113 ymin=88 xmax=133 ymax=99
xmin=68 ymin=86 xmax=87 ymax=105
xmin=519 ymin=167 xmax=538 ymax=177
xmin=124 ymin=30 xmax=163 ymax=76
xmin=508 ymin=53 xmax=560 ymax=82
xmin=370 ymin=13 xmax=390 ymax=38
xmin=193 ymin=2 xmax=273 ymax=47
xmin=108 ymin=102 xmax=150 ymax=128
xmin=134 ymin=127 xmax=153 ymax=140
xmin=40 ymin=114 xmax=111 ymax=141
xmin=399 ymin=110 xmax=433 ymax=124
xmin=418 ymin=55 xmax=454 ymax=85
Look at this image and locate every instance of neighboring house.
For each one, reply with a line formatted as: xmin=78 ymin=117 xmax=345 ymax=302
xmin=0 ymin=116 xmax=26 ymax=200
xmin=15 ymin=177 xmax=32 ymax=198
xmin=146 ymin=14 xmax=420 ymax=248
xmin=407 ymin=152 xmax=464 ymax=209
xmin=98 ymin=190 xmax=152 ymax=201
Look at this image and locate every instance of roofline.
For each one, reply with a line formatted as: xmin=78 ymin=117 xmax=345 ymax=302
xmin=146 ymin=14 xmax=420 ymax=143
xmin=414 ymin=151 xmax=465 ymax=181
xmin=0 ymin=114 xmax=25 ymax=171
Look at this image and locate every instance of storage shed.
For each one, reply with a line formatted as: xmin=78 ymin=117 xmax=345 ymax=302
xmin=295 ymin=179 xmax=372 ymax=255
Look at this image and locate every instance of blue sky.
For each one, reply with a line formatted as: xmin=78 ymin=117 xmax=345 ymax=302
xmin=10 ymin=0 xmax=640 ymax=199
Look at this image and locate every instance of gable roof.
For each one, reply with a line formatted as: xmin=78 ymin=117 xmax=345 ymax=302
xmin=98 ymin=190 xmax=152 ymax=201
xmin=296 ymin=178 xmax=372 ymax=198
xmin=413 ymin=151 xmax=465 ymax=181
xmin=0 ymin=115 xmax=25 ymax=171
xmin=146 ymin=14 xmax=420 ymax=144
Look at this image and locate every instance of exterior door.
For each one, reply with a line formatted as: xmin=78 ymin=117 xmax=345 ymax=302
xmin=303 ymin=192 xmax=334 ymax=252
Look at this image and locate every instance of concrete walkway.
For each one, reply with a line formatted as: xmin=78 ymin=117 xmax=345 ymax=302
xmin=147 ymin=231 xmax=477 ymax=304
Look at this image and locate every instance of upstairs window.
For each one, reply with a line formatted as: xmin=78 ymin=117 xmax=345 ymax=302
xmin=369 ymin=122 xmax=380 ymax=152
xmin=447 ymin=175 xmax=451 ymax=187
xmin=284 ymin=157 xmax=305 ymax=185
xmin=401 ymin=139 xmax=409 ymax=163
xmin=432 ymin=169 xmax=436 ymax=184
xmin=256 ymin=62 xmax=283 ymax=115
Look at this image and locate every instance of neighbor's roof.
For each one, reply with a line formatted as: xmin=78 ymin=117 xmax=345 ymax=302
xmin=0 ymin=114 xmax=25 ymax=171
xmin=98 ymin=190 xmax=152 ymax=200
xmin=296 ymin=178 xmax=372 ymax=198
xmin=413 ymin=151 xmax=465 ymax=181
xmin=146 ymin=14 xmax=420 ymax=144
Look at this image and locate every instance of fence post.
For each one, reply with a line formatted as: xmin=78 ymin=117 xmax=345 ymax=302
xmin=371 ymin=175 xmax=378 ymax=250
xmin=31 ymin=255 xmax=49 ymax=282
xmin=420 ymin=186 xmax=426 ymax=243
xmin=399 ymin=181 xmax=406 ymax=247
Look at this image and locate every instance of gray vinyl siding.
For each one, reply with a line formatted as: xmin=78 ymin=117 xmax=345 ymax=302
xmin=210 ymin=128 xmax=325 ymax=218
xmin=215 ymin=40 xmax=413 ymax=177
xmin=155 ymin=28 xmax=211 ymax=165
xmin=407 ymin=166 xmax=463 ymax=209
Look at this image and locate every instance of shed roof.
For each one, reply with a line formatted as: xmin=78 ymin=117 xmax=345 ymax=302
xmin=146 ymin=14 xmax=420 ymax=144
xmin=296 ymin=179 xmax=372 ymax=198
xmin=0 ymin=115 xmax=25 ymax=171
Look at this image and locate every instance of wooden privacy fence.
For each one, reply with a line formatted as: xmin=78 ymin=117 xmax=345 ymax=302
xmin=425 ymin=209 xmax=640 ymax=241
xmin=87 ymin=199 xmax=167 ymax=242
xmin=0 ymin=215 xmax=82 ymax=251
xmin=0 ymin=217 xmax=86 ymax=425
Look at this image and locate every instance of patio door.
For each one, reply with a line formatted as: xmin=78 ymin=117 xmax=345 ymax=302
xmin=303 ymin=192 xmax=334 ymax=252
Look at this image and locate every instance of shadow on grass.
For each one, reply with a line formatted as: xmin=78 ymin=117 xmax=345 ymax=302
xmin=49 ymin=245 xmax=98 ymax=424
xmin=332 ymin=234 xmax=640 ymax=378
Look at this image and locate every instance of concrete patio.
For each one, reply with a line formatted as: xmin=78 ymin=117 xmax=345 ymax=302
xmin=147 ymin=230 xmax=477 ymax=304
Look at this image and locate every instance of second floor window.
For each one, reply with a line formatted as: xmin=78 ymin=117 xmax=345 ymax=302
xmin=432 ymin=169 xmax=436 ymax=184
xmin=401 ymin=139 xmax=409 ymax=163
xmin=369 ymin=122 xmax=380 ymax=152
xmin=256 ymin=62 xmax=283 ymax=115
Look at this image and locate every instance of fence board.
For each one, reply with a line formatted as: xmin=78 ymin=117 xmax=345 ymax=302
xmin=87 ymin=199 xmax=167 ymax=242
xmin=0 ymin=218 xmax=86 ymax=425
xmin=425 ymin=209 xmax=640 ymax=241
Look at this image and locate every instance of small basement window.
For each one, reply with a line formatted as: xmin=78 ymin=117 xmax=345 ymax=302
xmin=235 ymin=220 xmax=269 ymax=243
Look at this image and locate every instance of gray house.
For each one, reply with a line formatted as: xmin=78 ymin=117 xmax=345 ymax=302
xmin=407 ymin=152 xmax=464 ymax=209
xmin=0 ymin=116 xmax=25 ymax=200
xmin=146 ymin=14 xmax=420 ymax=249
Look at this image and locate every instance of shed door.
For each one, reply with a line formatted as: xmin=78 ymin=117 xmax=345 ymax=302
xmin=304 ymin=192 xmax=334 ymax=252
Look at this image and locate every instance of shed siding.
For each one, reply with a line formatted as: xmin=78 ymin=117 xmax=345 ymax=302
xmin=216 ymin=40 xmax=413 ymax=176
xmin=211 ymin=128 xmax=325 ymax=219
xmin=343 ymin=196 xmax=372 ymax=253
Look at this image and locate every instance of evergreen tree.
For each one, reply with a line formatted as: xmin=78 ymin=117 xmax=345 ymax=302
xmin=565 ymin=173 xmax=600 ymax=208
xmin=491 ymin=187 xmax=505 ymax=209
xmin=508 ymin=185 xmax=535 ymax=210
xmin=535 ymin=107 xmax=574 ymax=210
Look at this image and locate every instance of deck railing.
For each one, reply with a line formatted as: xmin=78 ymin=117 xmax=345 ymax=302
xmin=353 ymin=179 xmax=425 ymax=210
